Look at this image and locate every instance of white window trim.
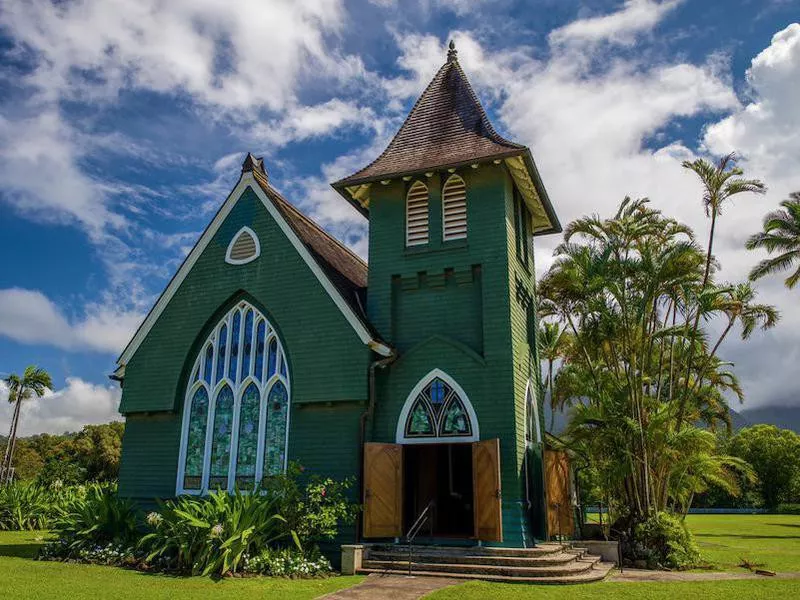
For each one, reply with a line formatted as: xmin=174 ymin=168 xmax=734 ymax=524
xmin=395 ymin=368 xmax=479 ymax=444
xmin=525 ymin=379 xmax=542 ymax=446
xmin=175 ymin=300 xmax=291 ymax=496
xmin=441 ymin=174 xmax=467 ymax=242
xmin=225 ymin=226 xmax=261 ymax=265
xmin=116 ymin=171 xmax=392 ymax=372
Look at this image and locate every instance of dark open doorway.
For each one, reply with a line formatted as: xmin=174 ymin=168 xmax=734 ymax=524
xmin=403 ymin=443 xmax=474 ymax=538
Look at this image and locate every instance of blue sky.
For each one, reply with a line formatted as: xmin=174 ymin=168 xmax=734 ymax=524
xmin=1 ymin=0 xmax=799 ymax=434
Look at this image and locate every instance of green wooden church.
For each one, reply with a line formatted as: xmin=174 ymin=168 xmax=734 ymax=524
xmin=115 ymin=43 xmax=562 ymax=550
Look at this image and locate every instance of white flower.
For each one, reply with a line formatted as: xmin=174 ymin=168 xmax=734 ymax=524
xmin=146 ymin=512 xmax=163 ymax=527
xmin=210 ymin=523 xmax=224 ymax=538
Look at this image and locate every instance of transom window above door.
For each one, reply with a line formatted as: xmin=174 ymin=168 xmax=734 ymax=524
xmin=396 ymin=369 xmax=479 ymax=443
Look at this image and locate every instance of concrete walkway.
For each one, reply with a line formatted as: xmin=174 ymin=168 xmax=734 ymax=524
xmin=318 ymin=573 xmax=459 ymax=600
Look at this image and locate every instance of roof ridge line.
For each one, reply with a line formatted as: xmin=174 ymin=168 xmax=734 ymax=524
xmin=252 ymin=170 xmax=368 ymax=271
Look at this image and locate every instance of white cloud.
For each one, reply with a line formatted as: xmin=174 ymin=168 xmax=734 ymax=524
xmin=549 ymin=0 xmax=683 ymax=47
xmin=0 ymin=288 xmax=144 ymax=355
xmin=0 ymin=377 xmax=121 ymax=436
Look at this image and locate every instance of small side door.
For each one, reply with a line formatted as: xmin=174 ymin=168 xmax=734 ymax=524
xmin=363 ymin=443 xmax=403 ymax=538
xmin=472 ymin=438 xmax=503 ymax=542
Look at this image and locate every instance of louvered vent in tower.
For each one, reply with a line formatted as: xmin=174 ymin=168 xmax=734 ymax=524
xmin=406 ymin=181 xmax=430 ymax=247
xmin=225 ymin=227 xmax=261 ymax=265
xmin=442 ymin=175 xmax=467 ymax=241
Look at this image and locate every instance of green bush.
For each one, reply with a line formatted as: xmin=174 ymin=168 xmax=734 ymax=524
xmin=140 ymin=489 xmax=296 ymax=576
xmin=262 ymin=463 xmax=359 ymax=550
xmin=0 ymin=481 xmax=51 ymax=530
xmin=633 ymin=511 xmax=701 ymax=570
xmin=776 ymin=503 xmax=800 ymax=514
xmin=45 ymin=483 xmax=139 ymax=559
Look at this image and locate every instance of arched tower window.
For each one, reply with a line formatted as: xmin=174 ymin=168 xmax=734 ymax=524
xmin=525 ymin=380 xmax=542 ymax=446
xmin=177 ymin=300 xmax=290 ymax=494
xmin=442 ymin=174 xmax=467 ymax=241
xmin=396 ymin=369 xmax=479 ymax=443
xmin=406 ymin=181 xmax=429 ymax=247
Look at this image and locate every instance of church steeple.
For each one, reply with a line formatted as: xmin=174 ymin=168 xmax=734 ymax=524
xmin=332 ymin=40 xmax=560 ymax=235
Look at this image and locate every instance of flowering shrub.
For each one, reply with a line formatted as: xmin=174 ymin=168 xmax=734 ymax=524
xmin=243 ymin=547 xmax=332 ymax=577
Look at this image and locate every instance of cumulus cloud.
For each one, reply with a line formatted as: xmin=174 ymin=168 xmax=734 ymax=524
xmin=549 ymin=0 xmax=683 ymax=47
xmin=0 ymin=377 xmax=121 ymax=437
xmin=0 ymin=288 xmax=144 ymax=355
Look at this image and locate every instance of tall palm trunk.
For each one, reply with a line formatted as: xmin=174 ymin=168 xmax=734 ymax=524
xmin=1 ymin=400 xmax=22 ymax=484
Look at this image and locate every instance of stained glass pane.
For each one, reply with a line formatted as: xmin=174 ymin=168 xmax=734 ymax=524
xmin=209 ymin=386 xmax=234 ymax=489
xmin=229 ymin=311 xmax=241 ymax=382
xmin=428 ymin=379 xmax=449 ymax=414
xmin=203 ymin=344 xmax=213 ymax=384
xmin=254 ymin=321 xmax=266 ymax=381
xmin=440 ymin=396 xmax=471 ymax=436
xmin=183 ymin=387 xmax=209 ymax=490
xmin=235 ymin=383 xmax=260 ymax=488
xmin=267 ymin=338 xmax=277 ymax=379
xmin=279 ymin=354 xmax=287 ymax=378
xmin=215 ymin=324 xmax=228 ymax=383
xmin=263 ymin=381 xmax=288 ymax=476
xmin=406 ymin=398 xmax=434 ymax=436
xmin=240 ymin=309 xmax=254 ymax=382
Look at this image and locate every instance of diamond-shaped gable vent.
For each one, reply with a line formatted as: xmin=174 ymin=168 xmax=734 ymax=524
xmin=225 ymin=227 xmax=260 ymax=265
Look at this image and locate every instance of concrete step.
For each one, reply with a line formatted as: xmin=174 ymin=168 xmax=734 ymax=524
xmin=367 ymin=551 xmax=585 ymax=568
xmin=361 ymin=555 xmax=600 ymax=578
xmin=358 ymin=560 xmax=615 ymax=585
xmin=366 ymin=543 xmax=568 ymax=558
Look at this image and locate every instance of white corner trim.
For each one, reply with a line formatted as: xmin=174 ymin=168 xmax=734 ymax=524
xmin=225 ymin=226 xmax=261 ymax=265
xmin=117 ymin=172 xmax=385 ymax=367
xmin=395 ymin=368 xmax=479 ymax=444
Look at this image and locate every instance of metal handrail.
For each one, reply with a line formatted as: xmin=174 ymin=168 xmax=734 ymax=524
xmin=405 ymin=500 xmax=435 ymax=576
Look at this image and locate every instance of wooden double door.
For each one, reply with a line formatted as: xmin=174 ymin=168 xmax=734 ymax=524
xmin=363 ymin=439 xmax=502 ymax=542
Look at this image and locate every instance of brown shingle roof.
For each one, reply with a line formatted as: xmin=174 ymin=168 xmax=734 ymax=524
xmin=250 ymin=168 xmax=374 ymax=334
xmin=333 ymin=54 xmax=524 ymax=190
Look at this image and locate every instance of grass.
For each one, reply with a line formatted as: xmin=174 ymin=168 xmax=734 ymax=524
xmin=0 ymin=531 xmax=364 ymax=600
xmin=686 ymin=514 xmax=800 ymax=573
xmin=427 ymin=579 xmax=800 ymax=599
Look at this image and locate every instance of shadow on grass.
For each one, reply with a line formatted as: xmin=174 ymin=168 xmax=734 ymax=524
xmin=0 ymin=541 xmax=43 ymax=559
xmin=695 ymin=533 xmax=800 ymax=539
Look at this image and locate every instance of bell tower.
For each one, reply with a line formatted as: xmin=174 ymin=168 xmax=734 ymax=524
xmin=332 ymin=42 xmax=561 ymax=545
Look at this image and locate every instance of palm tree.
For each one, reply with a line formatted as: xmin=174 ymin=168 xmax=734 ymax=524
xmin=746 ymin=192 xmax=800 ymax=288
xmin=682 ymin=153 xmax=766 ymax=287
xmin=537 ymin=321 xmax=566 ymax=431
xmin=1 ymin=366 xmax=52 ymax=484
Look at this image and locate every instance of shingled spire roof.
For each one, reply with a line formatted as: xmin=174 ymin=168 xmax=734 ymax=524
xmin=332 ymin=42 xmax=561 ymax=234
xmin=334 ymin=43 xmax=523 ymax=190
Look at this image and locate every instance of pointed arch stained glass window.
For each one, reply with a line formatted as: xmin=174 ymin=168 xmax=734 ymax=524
xmin=404 ymin=376 xmax=474 ymax=439
xmin=264 ymin=381 xmax=288 ymax=476
xmin=235 ymin=383 xmax=260 ymax=488
xmin=183 ymin=386 xmax=209 ymax=490
xmin=209 ymin=385 xmax=234 ymax=489
xmin=178 ymin=300 xmax=290 ymax=495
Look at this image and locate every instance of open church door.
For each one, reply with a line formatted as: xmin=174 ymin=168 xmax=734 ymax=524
xmin=472 ymin=438 xmax=503 ymax=542
xmin=363 ymin=443 xmax=403 ymax=538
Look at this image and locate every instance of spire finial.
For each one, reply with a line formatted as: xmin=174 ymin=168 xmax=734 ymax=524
xmin=447 ymin=40 xmax=457 ymax=63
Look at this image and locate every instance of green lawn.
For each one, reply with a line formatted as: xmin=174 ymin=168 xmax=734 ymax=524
xmin=427 ymin=579 xmax=800 ymax=600
xmin=686 ymin=514 xmax=800 ymax=573
xmin=0 ymin=531 xmax=363 ymax=600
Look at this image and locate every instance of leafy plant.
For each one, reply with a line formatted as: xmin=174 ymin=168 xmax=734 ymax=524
xmin=47 ymin=483 xmax=139 ymax=557
xmin=262 ymin=463 xmax=359 ymax=550
xmin=140 ymin=489 xmax=297 ymax=576
xmin=0 ymin=481 xmax=51 ymax=530
xmin=633 ymin=511 xmax=701 ymax=570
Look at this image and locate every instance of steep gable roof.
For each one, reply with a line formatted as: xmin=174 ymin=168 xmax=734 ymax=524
xmin=334 ymin=50 xmax=522 ymax=190
xmin=115 ymin=159 xmax=390 ymax=375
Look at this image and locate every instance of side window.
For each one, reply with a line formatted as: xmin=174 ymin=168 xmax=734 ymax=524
xmin=514 ymin=189 xmax=531 ymax=268
xmin=406 ymin=181 xmax=429 ymax=247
